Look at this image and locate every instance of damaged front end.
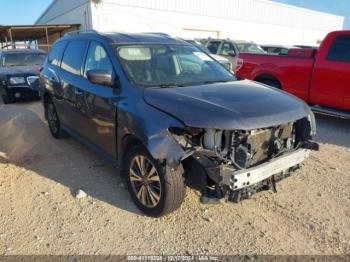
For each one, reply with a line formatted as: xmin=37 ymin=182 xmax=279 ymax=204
xmin=168 ymin=114 xmax=318 ymax=203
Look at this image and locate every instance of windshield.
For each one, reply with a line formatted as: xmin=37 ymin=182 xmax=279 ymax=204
xmin=1 ymin=53 xmax=46 ymax=67
xmin=236 ymin=43 xmax=266 ymax=54
xmin=116 ymin=44 xmax=236 ymax=87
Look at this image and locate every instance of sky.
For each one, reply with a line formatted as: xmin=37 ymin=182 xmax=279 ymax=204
xmin=272 ymin=0 xmax=350 ymax=29
xmin=0 ymin=0 xmax=348 ymax=29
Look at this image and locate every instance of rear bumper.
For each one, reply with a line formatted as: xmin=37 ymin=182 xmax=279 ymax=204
xmin=222 ymin=149 xmax=310 ymax=191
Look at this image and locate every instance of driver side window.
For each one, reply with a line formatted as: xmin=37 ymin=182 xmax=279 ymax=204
xmin=84 ymin=41 xmax=114 ymax=76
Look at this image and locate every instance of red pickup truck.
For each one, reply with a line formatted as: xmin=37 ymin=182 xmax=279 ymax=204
xmin=236 ymin=30 xmax=350 ymax=117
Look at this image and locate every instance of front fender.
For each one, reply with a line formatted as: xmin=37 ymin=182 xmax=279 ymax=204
xmin=117 ymin=87 xmax=186 ymax=168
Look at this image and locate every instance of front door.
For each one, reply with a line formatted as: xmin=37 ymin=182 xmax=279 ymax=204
xmin=309 ymin=34 xmax=350 ymax=110
xmin=74 ymin=41 xmax=119 ymax=158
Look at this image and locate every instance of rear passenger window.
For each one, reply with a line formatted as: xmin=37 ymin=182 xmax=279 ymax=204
xmin=327 ymin=35 xmax=350 ymax=63
xmin=48 ymin=41 xmax=67 ymax=66
xmin=61 ymin=41 xmax=88 ymax=75
xmin=207 ymin=41 xmax=220 ymax=54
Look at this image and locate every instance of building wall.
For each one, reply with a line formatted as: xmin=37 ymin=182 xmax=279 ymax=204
xmin=37 ymin=0 xmax=344 ymax=45
xmin=36 ymin=0 xmax=92 ymax=30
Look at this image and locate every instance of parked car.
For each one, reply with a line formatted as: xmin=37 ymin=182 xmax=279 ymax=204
xmin=260 ymin=45 xmax=296 ymax=55
xmin=236 ymin=30 xmax=350 ymax=117
xmin=183 ymin=39 xmax=231 ymax=70
xmin=0 ymin=49 xmax=46 ymax=104
xmin=206 ymin=39 xmax=240 ymax=71
xmin=205 ymin=39 xmax=265 ymax=71
xmin=235 ymin=40 xmax=266 ymax=54
xmin=40 ymin=31 xmax=317 ymax=217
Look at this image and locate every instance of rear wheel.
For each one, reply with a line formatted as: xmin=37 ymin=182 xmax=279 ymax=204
xmin=46 ymin=98 xmax=65 ymax=139
xmin=125 ymin=145 xmax=186 ymax=217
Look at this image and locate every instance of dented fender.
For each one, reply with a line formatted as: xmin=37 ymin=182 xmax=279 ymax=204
xmin=147 ymin=129 xmax=186 ymax=168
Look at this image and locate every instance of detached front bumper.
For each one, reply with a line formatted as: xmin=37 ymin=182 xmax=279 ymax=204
xmin=222 ymin=149 xmax=310 ymax=191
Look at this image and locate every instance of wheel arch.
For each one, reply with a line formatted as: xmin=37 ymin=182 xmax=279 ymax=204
xmin=119 ymin=134 xmax=143 ymax=172
xmin=254 ymin=73 xmax=282 ymax=89
xmin=43 ymin=92 xmax=52 ymax=119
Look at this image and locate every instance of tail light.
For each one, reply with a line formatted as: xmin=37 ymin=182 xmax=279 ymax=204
xmin=235 ymin=58 xmax=244 ymax=72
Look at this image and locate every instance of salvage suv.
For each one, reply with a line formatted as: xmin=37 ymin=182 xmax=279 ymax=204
xmin=40 ymin=31 xmax=318 ymax=217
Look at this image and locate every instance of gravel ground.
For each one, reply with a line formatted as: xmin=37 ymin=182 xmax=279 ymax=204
xmin=0 ymin=99 xmax=350 ymax=255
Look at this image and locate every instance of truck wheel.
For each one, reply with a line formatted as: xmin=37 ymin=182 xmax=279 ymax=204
xmin=46 ymin=98 xmax=66 ymax=139
xmin=125 ymin=145 xmax=186 ymax=217
xmin=260 ymin=79 xmax=282 ymax=89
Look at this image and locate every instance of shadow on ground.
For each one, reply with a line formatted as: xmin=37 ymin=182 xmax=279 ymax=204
xmin=314 ymin=114 xmax=350 ymax=148
xmin=1 ymin=98 xmax=349 ymax=217
xmin=0 ymin=99 xmax=142 ymax=216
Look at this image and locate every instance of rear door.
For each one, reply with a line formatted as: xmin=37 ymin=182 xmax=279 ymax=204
xmin=309 ymin=34 xmax=350 ymax=110
xmin=59 ymin=40 xmax=89 ymax=131
xmin=42 ymin=41 xmax=68 ymax=123
xmin=74 ymin=41 xmax=119 ymax=157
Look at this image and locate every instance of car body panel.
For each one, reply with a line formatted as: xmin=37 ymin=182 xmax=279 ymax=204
xmin=144 ymin=80 xmax=311 ymax=130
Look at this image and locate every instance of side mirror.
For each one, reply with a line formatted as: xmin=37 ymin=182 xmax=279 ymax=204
xmin=87 ymin=69 xmax=113 ymax=86
xmin=227 ymin=51 xmax=236 ymax=57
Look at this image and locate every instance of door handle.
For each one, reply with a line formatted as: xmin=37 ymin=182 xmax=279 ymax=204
xmin=74 ymin=89 xmax=83 ymax=96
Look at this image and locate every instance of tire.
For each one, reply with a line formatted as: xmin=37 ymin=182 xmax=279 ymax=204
xmin=125 ymin=145 xmax=186 ymax=217
xmin=259 ymin=79 xmax=282 ymax=89
xmin=46 ymin=98 xmax=65 ymax=139
xmin=1 ymin=92 xmax=13 ymax=104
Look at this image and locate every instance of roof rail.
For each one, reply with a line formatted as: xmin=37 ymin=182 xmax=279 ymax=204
xmin=64 ymin=29 xmax=98 ymax=36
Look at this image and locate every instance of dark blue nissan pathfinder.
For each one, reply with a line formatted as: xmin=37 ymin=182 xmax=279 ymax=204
xmin=40 ymin=31 xmax=318 ymax=217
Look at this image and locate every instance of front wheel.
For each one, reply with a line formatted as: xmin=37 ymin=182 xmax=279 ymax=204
xmin=1 ymin=92 xmax=13 ymax=104
xmin=125 ymin=145 xmax=186 ymax=217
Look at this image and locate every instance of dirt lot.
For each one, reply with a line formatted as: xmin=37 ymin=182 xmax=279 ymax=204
xmin=0 ymin=99 xmax=350 ymax=255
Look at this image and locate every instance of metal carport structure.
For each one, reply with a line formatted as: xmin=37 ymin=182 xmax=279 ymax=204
xmin=0 ymin=24 xmax=80 ymax=51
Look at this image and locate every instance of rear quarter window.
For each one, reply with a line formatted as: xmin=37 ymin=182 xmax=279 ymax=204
xmin=327 ymin=35 xmax=350 ymax=63
xmin=61 ymin=40 xmax=89 ymax=75
xmin=48 ymin=41 xmax=67 ymax=66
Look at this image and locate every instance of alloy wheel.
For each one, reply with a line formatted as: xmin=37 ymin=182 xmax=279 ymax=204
xmin=129 ymin=155 xmax=162 ymax=208
xmin=47 ymin=103 xmax=59 ymax=134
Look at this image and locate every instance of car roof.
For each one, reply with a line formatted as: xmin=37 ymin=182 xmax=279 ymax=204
xmin=0 ymin=48 xmax=46 ymax=54
xmin=60 ymin=31 xmax=188 ymax=45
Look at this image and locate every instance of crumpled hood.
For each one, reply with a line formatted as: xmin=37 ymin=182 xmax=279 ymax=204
xmin=143 ymin=80 xmax=311 ymax=130
xmin=0 ymin=65 xmax=41 ymax=76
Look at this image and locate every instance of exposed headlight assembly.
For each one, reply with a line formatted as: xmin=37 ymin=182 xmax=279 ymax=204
xmin=308 ymin=112 xmax=317 ymax=136
xmin=9 ymin=77 xmax=26 ymax=85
